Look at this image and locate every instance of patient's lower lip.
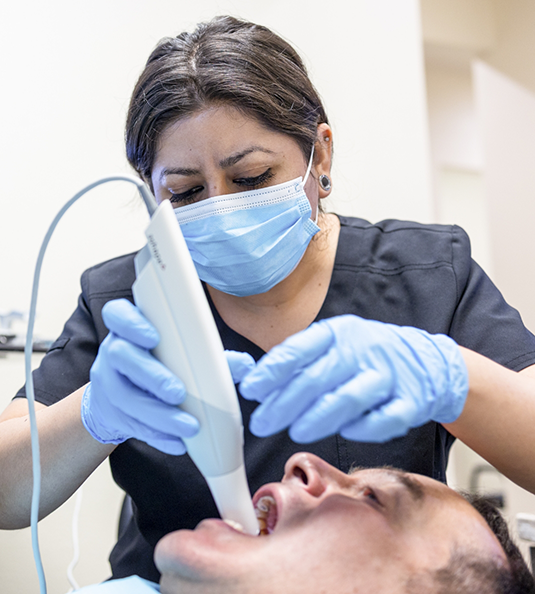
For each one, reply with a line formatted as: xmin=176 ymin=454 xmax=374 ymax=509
xmin=195 ymin=518 xmax=259 ymax=538
xmin=223 ymin=519 xmax=246 ymax=533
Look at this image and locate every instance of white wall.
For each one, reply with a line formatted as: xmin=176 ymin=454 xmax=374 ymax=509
xmin=473 ymin=60 xmax=535 ymax=333
xmin=486 ymin=0 xmax=535 ymax=96
xmin=0 ymin=1 xmax=432 ymax=592
xmin=425 ymin=61 xmax=493 ymax=274
xmin=421 ymin=0 xmax=496 ymax=52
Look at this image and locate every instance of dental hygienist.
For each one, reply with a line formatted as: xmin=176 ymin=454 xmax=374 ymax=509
xmin=2 ymin=15 xmax=535 ymax=585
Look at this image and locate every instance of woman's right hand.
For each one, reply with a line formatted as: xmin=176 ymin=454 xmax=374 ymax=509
xmin=81 ymin=298 xmax=200 ymax=455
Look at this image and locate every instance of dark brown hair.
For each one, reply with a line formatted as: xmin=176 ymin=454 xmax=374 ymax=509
xmin=408 ymin=493 xmax=535 ymax=594
xmin=125 ymin=15 xmax=329 ymax=182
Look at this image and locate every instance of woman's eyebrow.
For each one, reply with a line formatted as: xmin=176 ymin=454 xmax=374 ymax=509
xmin=159 ymin=146 xmax=276 ymax=182
xmin=159 ymin=166 xmax=200 ymax=181
xmin=219 ymin=146 xmax=275 ymax=169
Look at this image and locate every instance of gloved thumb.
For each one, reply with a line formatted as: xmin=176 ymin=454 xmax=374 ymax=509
xmin=225 ymin=350 xmax=256 ymax=384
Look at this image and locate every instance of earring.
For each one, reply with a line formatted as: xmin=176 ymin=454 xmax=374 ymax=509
xmin=319 ymin=174 xmax=332 ymax=191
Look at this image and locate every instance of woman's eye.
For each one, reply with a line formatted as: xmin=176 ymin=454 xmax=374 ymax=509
xmin=168 ymin=168 xmax=274 ymax=205
xmin=168 ymin=186 xmax=204 ymax=206
xmin=234 ymin=168 xmax=274 ymax=188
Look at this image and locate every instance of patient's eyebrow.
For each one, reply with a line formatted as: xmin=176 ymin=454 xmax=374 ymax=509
xmin=348 ymin=466 xmax=425 ymax=503
xmin=393 ymin=472 xmax=425 ymax=502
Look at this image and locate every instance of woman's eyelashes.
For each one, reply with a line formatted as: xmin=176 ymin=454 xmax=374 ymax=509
xmin=168 ymin=186 xmax=203 ymax=205
xmin=233 ymin=167 xmax=274 ymax=188
xmin=168 ymin=168 xmax=275 ymax=205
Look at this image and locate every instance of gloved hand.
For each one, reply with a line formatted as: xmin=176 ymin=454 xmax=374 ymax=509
xmin=239 ymin=315 xmax=468 ymax=443
xmin=81 ymin=298 xmax=255 ymax=455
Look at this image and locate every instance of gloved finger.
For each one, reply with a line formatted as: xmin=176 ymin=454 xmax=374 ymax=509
xmin=105 ymin=336 xmax=186 ymax=405
xmin=340 ymin=397 xmax=418 ymax=443
xmin=144 ymin=436 xmax=187 ymax=456
xmin=288 ymin=369 xmax=392 ymax=443
xmin=248 ymin=388 xmax=285 ymax=436
xmin=122 ymin=401 xmax=189 ymax=455
xmin=248 ymin=347 xmax=352 ymax=434
xmin=225 ymin=350 xmax=256 ymax=384
xmin=113 ymin=379 xmax=200 ymax=439
xmin=240 ymin=321 xmax=334 ymax=400
xmin=102 ymin=299 xmax=159 ymax=349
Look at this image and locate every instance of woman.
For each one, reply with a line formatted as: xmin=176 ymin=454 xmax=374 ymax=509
xmin=1 ymin=15 xmax=535 ymax=583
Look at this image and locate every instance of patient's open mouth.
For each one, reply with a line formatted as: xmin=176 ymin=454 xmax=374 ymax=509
xmin=255 ymin=495 xmax=277 ymax=536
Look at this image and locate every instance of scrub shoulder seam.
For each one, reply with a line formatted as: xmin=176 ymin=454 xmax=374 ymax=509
xmin=84 ymin=289 xmax=134 ymax=301
xmin=503 ymin=351 xmax=535 ymax=371
xmin=333 ymin=261 xmax=454 ymax=276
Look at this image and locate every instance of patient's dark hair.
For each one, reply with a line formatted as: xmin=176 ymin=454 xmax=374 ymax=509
xmin=408 ymin=494 xmax=535 ymax=594
xmin=125 ymin=15 xmax=328 ymax=182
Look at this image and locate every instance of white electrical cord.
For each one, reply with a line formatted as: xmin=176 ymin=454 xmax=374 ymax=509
xmin=66 ymin=487 xmax=84 ymax=592
xmin=24 ymin=175 xmax=157 ymax=594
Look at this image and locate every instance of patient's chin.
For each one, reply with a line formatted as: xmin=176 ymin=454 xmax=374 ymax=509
xmin=159 ymin=573 xmax=214 ymax=594
xmin=159 ymin=572 xmax=247 ymax=594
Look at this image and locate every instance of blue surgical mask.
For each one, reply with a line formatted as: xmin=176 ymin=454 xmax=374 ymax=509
xmin=173 ymin=149 xmax=320 ymax=296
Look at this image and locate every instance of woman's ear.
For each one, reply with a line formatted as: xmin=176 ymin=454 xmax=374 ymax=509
xmin=315 ymin=123 xmax=333 ymax=198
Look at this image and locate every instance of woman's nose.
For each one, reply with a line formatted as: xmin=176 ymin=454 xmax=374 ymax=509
xmin=206 ymin=177 xmax=233 ymax=199
xmin=282 ymin=452 xmax=343 ymax=497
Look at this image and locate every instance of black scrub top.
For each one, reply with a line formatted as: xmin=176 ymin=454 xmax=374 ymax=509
xmin=16 ymin=216 xmax=535 ymax=581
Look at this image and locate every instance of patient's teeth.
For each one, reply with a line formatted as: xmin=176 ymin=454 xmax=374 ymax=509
xmin=223 ymin=519 xmax=246 ymax=533
xmin=255 ymin=496 xmax=276 ymax=536
xmin=255 ymin=496 xmax=276 ymax=515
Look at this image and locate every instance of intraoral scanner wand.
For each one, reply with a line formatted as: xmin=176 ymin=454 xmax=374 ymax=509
xmin=132 ymin=198 xmax=259 ymax=535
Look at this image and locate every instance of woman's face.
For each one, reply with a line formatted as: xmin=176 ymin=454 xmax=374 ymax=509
xmin=150 ymin=105 xmax=323 ymax=218
xmin=155 ymin=453 xmax=507 ymax=594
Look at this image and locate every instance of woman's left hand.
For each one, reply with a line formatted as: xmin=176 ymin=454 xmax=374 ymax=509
xmin=239 ymin=315 xmax=469 ymax=443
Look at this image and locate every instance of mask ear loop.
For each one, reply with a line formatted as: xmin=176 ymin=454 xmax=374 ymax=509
xmin=301 ymin=145 xmax=319 ymax=224
xmin=303 ymin=144 xmax=315 ymax=186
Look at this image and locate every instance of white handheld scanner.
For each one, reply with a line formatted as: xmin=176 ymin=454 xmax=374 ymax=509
xmin=132 ymin=199 xmax=259 ymax=535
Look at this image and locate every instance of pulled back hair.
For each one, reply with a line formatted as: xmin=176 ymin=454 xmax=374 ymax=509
xmin=408 ymin=493 xmax=535 ymax=594
xmin=125 ymin=15 xmax=329 ymax=181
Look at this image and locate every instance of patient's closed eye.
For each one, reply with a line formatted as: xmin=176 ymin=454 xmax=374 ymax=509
xmin=363 ymin=487 xmax=381 ymax=505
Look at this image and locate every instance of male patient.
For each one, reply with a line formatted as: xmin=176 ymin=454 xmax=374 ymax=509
xmin=78 ymin=452 xmax=534 ymax=594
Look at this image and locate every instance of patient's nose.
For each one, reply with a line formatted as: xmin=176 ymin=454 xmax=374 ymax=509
xmin=282 ymin=452 xmax=346 ymax=497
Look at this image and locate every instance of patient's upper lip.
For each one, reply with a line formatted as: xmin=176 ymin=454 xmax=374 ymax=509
xmin=253 ymin=484 xmax=280 ymax=508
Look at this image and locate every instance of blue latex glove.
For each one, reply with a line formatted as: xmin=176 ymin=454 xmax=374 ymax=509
xmin=81 ymin=298 xmax=255 ymax=455
xmin=239 ymin=315 xmax=468 ymax=443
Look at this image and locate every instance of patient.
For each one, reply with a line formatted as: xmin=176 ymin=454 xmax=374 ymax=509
xmin=78 ymin=452 xmax=534 ymax=594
